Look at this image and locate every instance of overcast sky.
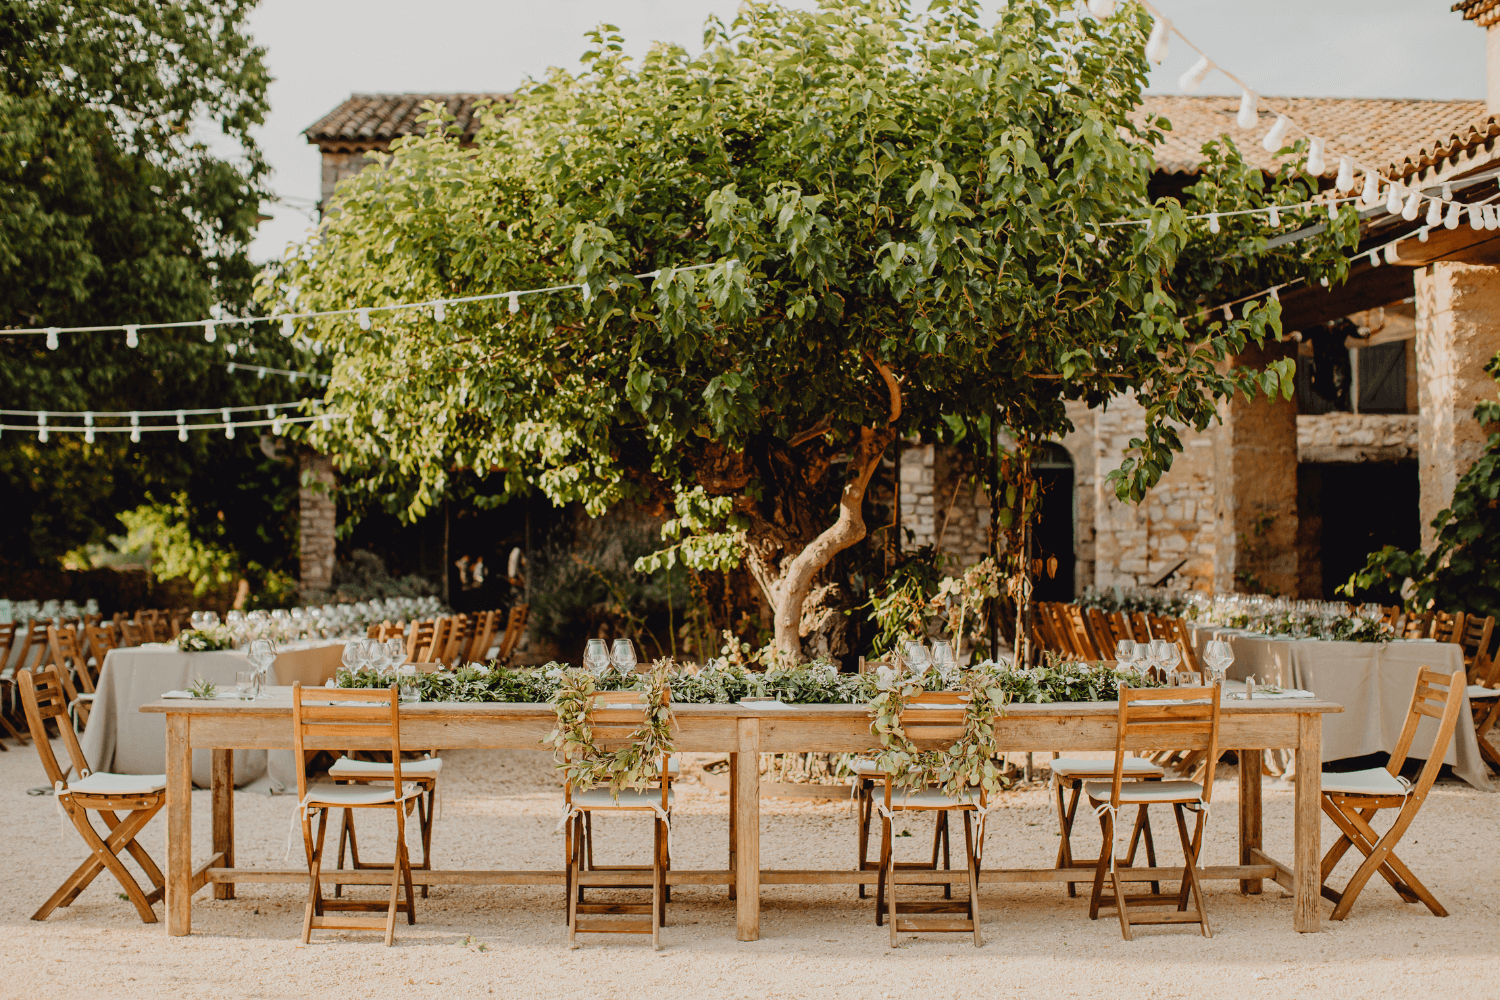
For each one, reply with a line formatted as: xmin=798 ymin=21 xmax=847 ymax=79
xmin=246 ymin=1 xmax=1485 ymax=261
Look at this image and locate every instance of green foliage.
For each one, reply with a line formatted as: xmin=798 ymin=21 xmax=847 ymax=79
xmin=634 ymin=487 xmax=747 ymax=574
xmin=867 ymin=662 xmax=1009 ymax=799
xmin=175 ymin=625 xmax=236 ymax=652
xmin=266 ymin=0 xmax=1342 ymax=648
xmin=1342 ymin=366 xmax=1500 ymax=616
xmin=118 ymin=494 xmax=296 ymax=603
xmin=1 ymin=1 xmax=309 ymax=580
xmin=322 ymin=549 xmax=441 ymax=603
xmin=547 ymin=661 xmax=677 ymax=796
xmin=188 ymin=676 xmax=218 ymax=698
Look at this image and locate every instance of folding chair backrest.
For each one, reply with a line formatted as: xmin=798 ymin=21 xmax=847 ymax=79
xmin=405 ymin=619 xmax=437 ymax=663
xmin=1028 ymin=604 xmax=1059 ymax=655
xmin=441 ymin=614 xmax=473 ymax=666
xmin=291 ymin=682 xmax=403 ymax=804
xmin=466 ymin=610 xmax=500 ymax=663
xmin=17 ymin=667 xmax=89 ymax=785
xmin=566 ymin=687 xmax=673 ymax=807
xmin=1110 ymin=683 xmax=1221 ymax=806
xmin=1430 ymin=611 xmax=1464 ymax=646
xmin=14 ymin=620 xmax=52 ymax=674
xmin=1401 ymin=611 xmax=1434 ymax=640
xmin=1063 ymin=605 xmax=1100 ymax=660
xmin=84 ymin=623 xmax=118 ymax=670
xmin=0 ymin=623 xmax=13 ymax=665
xmin=1041 ymin=604 xmax=1076 ymax=657
xmin=118 ymin=620 xmax=145 ymax=647
xmin=1458 ymin=615 xmax=1495 ymax=679
xmin=1387 ymin=667 xmax=1466 ymax=799
xmin=1159 ymin=617 xmax=1203 ymax=677
xmin=47 ymin=625 xmax=95 ymax=694
xmin=1380 ymin=605 xmax=1401 ymax=629
xmin=497 ymin=604 xmax=529 ymax=664
xmin=1085 ymin=608 xmax=1118 ymax=657
xmin=888 ymin=691 xmax=985 ymax=805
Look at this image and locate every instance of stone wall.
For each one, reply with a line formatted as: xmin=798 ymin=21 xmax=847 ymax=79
xmin=1297 ymin=413 xmax=1419 ymax=463
xmin=319 ymin=150 xmax=377 ymax=209
xmin=899 ymin=442 xmax=991 ymax=568
xmin=298 ymin=452 xmax=337 ymax=600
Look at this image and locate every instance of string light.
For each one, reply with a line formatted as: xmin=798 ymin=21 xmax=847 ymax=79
xmin=0 ymin=411 xmax=339 ymax=438
xmin=1207 ymin=212 xmax=1220 ymax=233
xmin=124 ymin=325 xmax=139 ymax=348
xmin=1305 ymin=137 xmax=1325 ymax=177
xmin=1266 ymin=204 xmax=1280 ymax=227
xmin=1236 ymin=89 xmax=1257 ymax=130
xmin=1384 ymin=184 xmax=1402 ymax=216
xmin=46 ymin=328 xmax=59 ymax=350
xmin=434 ymin=300 xmax=446 ymax=322
xmin=176 ymin=411 xmax=187 ymax=442
xmin=83 ymin=413 xmax=93 ymax=444
xmin=1145 ymin=16 xmax=1170 ymax=63
xmin=357 ymin=308 xmax=371 ymax=331
xmin=1360 ymin=173 xmax=1380 ymax=208
xmin=1401 ymin=191 xmax=1421 ymax=222
xmin=130 ymin=413 xmax=140 ymax=443
xmin=507 ymin=293 xmax=520 ymax=314
xmin=281 ymin=316 xmax=295 ymax=338
xmin=1261 ymin=115 xmax=1290 ymax=154
xmin=1472 ymin=205 xmax=1486 ymax=230
xmin=1419 ymin=227 xmax=1430 ymax=243
xmin=1335 ymin=157 xmax=1354 ymax=192
xmin=38 ymin=413 xmax=47 ymax=443
xmin=1446 ymin=201 xmax=1463 ymax=229
xmin=1426 ymin=197 xmax=1443 ymax=227
xmin=222 ymin=408 xmax=234 ymax=440
xmin=1178 ymin=55 xmax=1212 ymax=93
xmin=203 ymin=321 xmax=216 ymax=343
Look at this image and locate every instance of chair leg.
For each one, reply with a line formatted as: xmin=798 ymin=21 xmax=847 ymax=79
xmin=857 ymin=783 xmax=872 ymax=899
xmin=97 ymin=808 xmax=165 ymax=890
xmin=335 ymin=808 xmax=354 ymax=898
xmin=933 ymin=810 xmax=952 ymax=900
xmin=962 ymin=811 xmax=983 ymax=948
xmin=876 ymin=811 xmax=891 ymax=928
xmin=1174 ymin=805 xmax=1211 ymax=937
xmin=1053 ymin=777 xmax=1077 ymax=896
xmin=301 ymin=809 xmax=326 ymax=944
xmin=652 ymin=818 xmax=663 ymax=951
xmin=1088 ymin=807 xmax=1111 ymax=920
xmin=886 ymin=818 xmax=899 ymax=949
xmin=1325 ymin=798 xmax=1447 ymax=920
xmin=567 ymin=815 xmax=582 ymax=949
xmin=1124 ymin=804 xmax=1161 ymax=895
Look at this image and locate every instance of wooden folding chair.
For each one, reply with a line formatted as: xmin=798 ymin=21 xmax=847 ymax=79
xmin=84 ymin=622 xmax=119 ymax=669
xmin=1040 ymin=603 xmax=1078 ymax=658
xmin=461 ymin=610 xmax=500 ymax=663
xmin=1085 ymin=682 xmax=1221 ymax=939
xmin=0 ymin=623 xmax=28 ymax=748
xmin=873 ymin=692 xmax=985 ymax=948
xmin=852 ymin=758 xmax=957 ymax=902
xmin=18 ymin=666 xmax=166 ymax=922
xmin=48 ymin=625 xmax=97 ymax=727
xmin=1029 ymin=603 xmax=1062 ymax=656
xmin=1319 ymin=667 xmax=1465 ymax=920
xmin=1457 ymin=614 xmax=1494 ymax=676
xmin=405 ymin=619 xmax=438 ymax=664
xmin=291 ymin=681 xmax=420 ymax=946
xmin=1400 ymin=611 xmax=1434 ymax=640
xmin=117 ymin=619 xmax=146 ymax=647
xmin=13 ymin=620 xmax=52 ymax=676
xmin=1051 ymin=754 xmax=1162 ymax=897
xmin=1063 ymin=605 xmax=1102 ymax=660
xmin=1430 ymin=611 xmax=1464 ymax=646
xmin=439 ymin=614 xmax=473 ymax=666
xmin=497 ymin=604 xmax=529 ymax=664
xmin=563 ymin=688 xmax=673 ymax=949
xmin=330 ymin=750 xmax=443 ymax=901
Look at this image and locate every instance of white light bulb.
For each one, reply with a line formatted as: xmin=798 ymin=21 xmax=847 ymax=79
xmin=124 ymin=325 xmax=139 ymax=348
xmin=281 ymin=316 xmax=294 ymax=338
xmin=1222 ymin=304 xmax=1232 ymax=322
xmin=1319 ymin=276 xmax=1330 ymax=287
xmin=1306 ymin=137 xmax=1326 ymax=176
xmin=1426 ymin=197 xmax=1443 ymax=227
xmin=272 ymin=416 xmax=283 ymax=435
xmin=45 ymin=328 xmax=59 ymax=350
xmin=1262 ymin=115 xmax=1290 ymax=153
xmin=1328 ymin=201 xmax=1340 ymax=223
xmin=1267 ymin=204 xmax=1281 ymax=227
xmin=1179 ymin=56 xmax=1212 ymax=93
xmin=1335 ymin=157 xmax=1354 ymax=192
xmin=1419 ymin=227 xmax=1430 ymax=243
xmin=225 ymin=363 xmax=233 ymax=375
xmin=1370 ymin=249 xmax=1381 ymax=267
xmin=1401 ymin=191 xmax=1421 ymax=221
xmin=1087 ymin=0 xmax=1115 ymax=16
xmin=1472 ymin=204 xmax=1486 ymax=230
xmin=581 ymin=282 xmax=592 ymax=303
xmin=266 ymin=406 xmax=276 ymax=420
xmin=177 ymin=411 xmax=187 ymax=442
xmin=357 ymin=308 xmax=371 ymax=330
xmin=1385 ymin=184 xmax=1402 ymax=216
xmin=1269 ymin=286 xmax=1279 ymax=302
xmin=1207 ymin=212 xmax=1220 ymax=233
xmin=434 ymin=300 xmax=446 ymax=322
xmin=1237 ymin=89 xmax=1258 ymax=130
xmin=1145 ymin=17 xmax=1170 ymax=63
xmin=222 ymin=409 xmax=235 ymax=440
xmin=130 ymin=413 xmax=140 ymax=443
xmin=1385 ymin=244 xmax=1399 ymax=264
xmin=1487 ymin=206 xmax=1499 ymax=231
xmin=321 ymin=415 xmax=332 ymax=431
xmin=37 ymin=413 xmax=48 ymax=443
xmin=226 ymin=342 xmax=238 ymax=357
xmin=203 ymin=321 xmax=216 ymax=343
xmin=1446 ymin=201 xmax=1463 ymax=229
xmin=83 ymin=413 xmax=94 ymax=445
xmin=507 ymin=293 xmax=520 ymax=314
xmin=1442 ymin=182 xmax=1453 ymax=200
xmin=1360 ymin=172 xmax=1379 ymax=207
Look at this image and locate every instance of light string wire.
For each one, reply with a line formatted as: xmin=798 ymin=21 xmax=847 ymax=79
xmin=0 ymin=412 xmax=341 ymax=442
xmin=226 ymin=361 xmax=330 ymax=385
xmin=1 ymin=400 xmax=313 ymax=418
xmin=0 ymin=262 xmax=720 ymax=339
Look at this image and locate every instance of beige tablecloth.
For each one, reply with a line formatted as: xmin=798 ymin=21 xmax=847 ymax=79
xmin=79 ymin=641 xmax=344 ymax=792
xmin=1189 ymin=626 xmax=1489 ymax=789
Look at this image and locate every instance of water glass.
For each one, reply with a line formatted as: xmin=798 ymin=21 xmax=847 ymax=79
xmin=583 ymin=638 xmax=611 ymax=674
xmin=397 ymin=666 xmax=420 ymax=703
xmin=905 ymin=641 xmax=932 ymax=673
xmin=235 ymin=671 xmax=256 ymax=700
xmin=610 ymin=638 xmax=638 ymax=673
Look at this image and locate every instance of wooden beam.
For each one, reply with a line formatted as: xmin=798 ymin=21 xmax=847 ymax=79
xmin=1389 ymin=224 xmax=1500 ymax=268
xmin=1278 ymin=265 xmax=1414 ymax=332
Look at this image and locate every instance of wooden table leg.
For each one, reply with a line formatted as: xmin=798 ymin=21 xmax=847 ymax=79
xmin=1239 ymin=749 xmax=1263 ymax=895
xmin=735 ymin=718 xmax=760 ymax=941
xmin=727 ymin=754 xmax=737 ymax=901
xmin=165 ymin=713 xmax=193 ymax=935
xmin=212 ymin=749 xmax=234 ymax=900
xmin=1293 ymin=713 xmax=1322 ymax=933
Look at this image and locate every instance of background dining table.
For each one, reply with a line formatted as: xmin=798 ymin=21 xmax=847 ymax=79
xmin=79 ymin=640 xmax=345 ymax=791
xmin=1186 ymin=625 xmax=1490 ymax=789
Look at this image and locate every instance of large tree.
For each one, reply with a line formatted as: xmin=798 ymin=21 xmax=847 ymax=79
xmin=272 ymin=0 xmax=1341 ymax=654
xmin=1 ymin=0 xmax=305 ymax=582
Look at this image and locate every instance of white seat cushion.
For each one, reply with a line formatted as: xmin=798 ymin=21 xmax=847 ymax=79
xmin=883 ymin=788 xmax=981 ymax=811
xmin=1467 ymin=684 xmax=1500 ymax=699
xmin=1051 ymin=756 xmax=1164 ymax=778
xmin=851 ymin=759 xmax=887 ymax=777
xmin=303 ymin=783 xmax=424 ymax=808
xmin=575 ymin=787 xmax=675 ymax=811
xmin=328 ymin=755 xmax=443 ymax=779
xmin=1321 ymin=767 xmax=1408 ymax=797
xmin=66 ymin=772 xmax=166 ymax=796
xmin=1084 ymin=780 xmax=1205 ymax=805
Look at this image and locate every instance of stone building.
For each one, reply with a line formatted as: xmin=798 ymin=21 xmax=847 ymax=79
xmin=300 ymin=6 xmax=1500 ymax=601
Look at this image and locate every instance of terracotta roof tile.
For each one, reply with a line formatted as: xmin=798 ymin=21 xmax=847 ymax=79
xmin=1137 ymin=95 xmax=1493 ymax=180
xmin=1454 ymin=0 xmax=1500 ymax=26
xmin=305 ymin=93 xmax=512 ymax=150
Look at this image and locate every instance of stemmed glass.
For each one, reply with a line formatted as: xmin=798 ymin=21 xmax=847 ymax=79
xmin=366 ymin=637 xmax=393 ymax=676
xmin=905 ymin=640 xmax=932 ymax=675
xmin=1204 ymin=639 xmax=1234 ymax=686
xmin=385 ymin=637 xmax=407 ymax=670
xmin=247 ymin=638 xmax=276 ymax=699
xmin=583 ymin=638 xmax=611 ymax=675
xmin=1114 ymin=639 xmax=1135 ymax=666
xmin=610 ymin=638 xmax=638 ymax=674
xmin=931 ymin=640 xmax=957 ymax=685
xmin=1154 ymin=639 xmax=1182 ymax=680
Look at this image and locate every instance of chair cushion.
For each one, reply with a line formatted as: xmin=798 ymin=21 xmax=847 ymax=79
xmin=1051 ymin=756 xmax=1164 ymax=778
xmin=303 ymin=783 xmax=423 ymax=808
xmin=1084 ymin=779 xmax=1205 ymax=805
xmin=883 ymin=788 xmax=981 ymax=811
xmin=1321 ymin=767 xmax=1407 ymax=797
xmin=328 ymin=755 xmax=443 ymax=778
xmin=574 ymin=787 xmax=675 ymax=811
xmin=1467 ymin=684 xmax=1500 ymax=700
xmin=851 ymin=759 xmax=887 ymax=776
xmin=67 ymin=772 xmax=167 ymax=796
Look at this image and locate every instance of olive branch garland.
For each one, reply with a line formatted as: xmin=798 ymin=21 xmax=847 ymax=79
xmin=867 ymin=665 xmax=1010 ymax=800
xmin=546 ymin=659 xmax=676 ymax=797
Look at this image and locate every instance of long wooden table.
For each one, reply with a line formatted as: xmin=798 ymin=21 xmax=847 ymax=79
xmin=141 ymin=693 xmax=1342 ymax=939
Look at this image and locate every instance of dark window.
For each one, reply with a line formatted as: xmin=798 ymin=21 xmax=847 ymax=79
xmin=1357 ymin=342 xmax=1407 ymax=414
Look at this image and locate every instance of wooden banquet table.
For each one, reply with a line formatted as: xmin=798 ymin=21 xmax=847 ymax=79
xmin=141 ymin=692 xmax=1342 ymax=939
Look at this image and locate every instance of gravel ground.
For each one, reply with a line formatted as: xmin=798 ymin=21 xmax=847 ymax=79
xmin=1 ymin=740 xmax=1496 ymax=1000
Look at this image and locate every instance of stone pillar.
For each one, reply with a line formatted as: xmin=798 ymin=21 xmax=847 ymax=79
xmin=899 ymin=442 xmax=937 ymax=549
xmin=1213 ymin=341 xmax=1300 ymax=595
xmin=1414 ymin=262 xmax=1500 ymax=552
xmin=299 ymin=452 xmax=337 ymax=600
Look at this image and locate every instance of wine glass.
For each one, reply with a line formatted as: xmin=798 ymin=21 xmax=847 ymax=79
xmin=385 ymin=637 xmax=408 ymax=669
xmin=1114 ymin=639 xmax=1135 ymax=665
xmin=610 ymin=638 xmax=638 ymax=674
xmin=341 ymin=638 xmax=366 ymax=674
xmin=1204 ymin=639 xmax=1233 ymax=686
xmin=931 ymin=639 xmax=956 ymax=672
xmin=905 ymin=641 xmax=932 ymax=674
xmin=366 ymin=638 xmax=393 ymax=675
xmin=247 ymin=638 xmax=276 ymax=698
xmin=1157 ymin=640 xmax=1182 ymax=677
xmin=583 ymin=638 xmax=610 ymax=674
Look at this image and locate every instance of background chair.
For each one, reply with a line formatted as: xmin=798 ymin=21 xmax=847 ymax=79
xmin=18 ymin=666 xmax=165 ymax=923
xmin=1051 ymin=755 xmax=1162 ymax=897
xmin=1083 ymin=683 xmax=1221 ymax=940
xmin=1319 ymin=667 xmax=1465 ymax=920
